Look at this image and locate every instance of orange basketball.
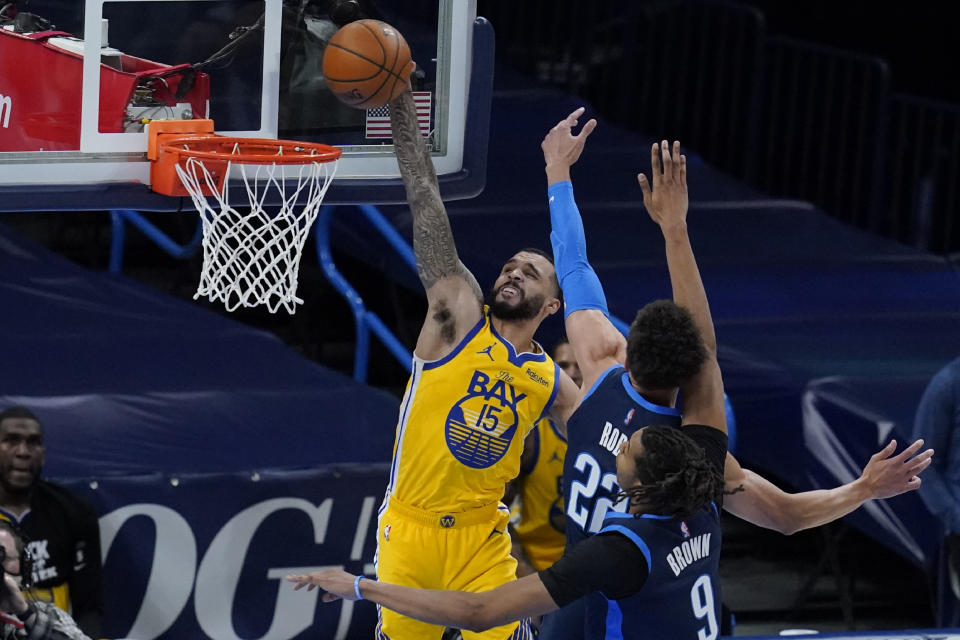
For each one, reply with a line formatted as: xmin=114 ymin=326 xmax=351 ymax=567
xmin=323 ymin=19 xmax=415 ymax=109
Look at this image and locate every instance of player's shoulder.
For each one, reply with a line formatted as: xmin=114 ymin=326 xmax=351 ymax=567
xmin=450 ymin=304 xmax=493 ymax=349
xmin=593 ymin=513 xmax=662 ymax=568
xmin=929 ymin=358 xmax=960 ymax=393
xmin=597 ymin=511 xmax=650 ymax=537
xmin=679 ymin=425 xmax=727 ymax=448
xmin=579 ymin=364 xmax=626 ymax=400
xmin=675 ymin=425 xmax=728 ymax=473
xmin=526 ymin=337 xmax=558 ymax=372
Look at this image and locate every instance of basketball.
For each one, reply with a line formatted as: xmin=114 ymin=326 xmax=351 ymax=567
xmin=323 ymin=19 xmax=415 ymax=109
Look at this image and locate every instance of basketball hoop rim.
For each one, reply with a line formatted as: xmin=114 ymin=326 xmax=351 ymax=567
xmin=157 ymin=135 xmax=343 ymax=165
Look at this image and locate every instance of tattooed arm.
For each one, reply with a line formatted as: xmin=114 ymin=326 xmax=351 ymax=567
xmin=390 ymin=91 xmax=484 ymax=360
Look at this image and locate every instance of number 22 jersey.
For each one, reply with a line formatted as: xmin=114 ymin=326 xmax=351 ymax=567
xmin=563 ymin=365 xmax=682 ymax=548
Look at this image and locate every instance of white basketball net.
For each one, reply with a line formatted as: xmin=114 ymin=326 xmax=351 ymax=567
xmin=175 ymin=150 xmax=338 ymax=314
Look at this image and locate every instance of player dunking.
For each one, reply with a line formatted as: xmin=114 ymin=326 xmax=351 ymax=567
xmin=288 ymin=125 xmax=933 ymax=639
xmin=370 ymin=91 xmax=579 ymax=640
xmin=540 ymin=109 xmax=935 ymax=638
xmin=286 ymin=138 xmax=732 ymax=638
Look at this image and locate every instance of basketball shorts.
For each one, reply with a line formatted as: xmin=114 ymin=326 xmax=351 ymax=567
xmin=374 ymin=497 xmax=534 ymax=640
xmin=537 ymin=597 xmax=585 ymax=640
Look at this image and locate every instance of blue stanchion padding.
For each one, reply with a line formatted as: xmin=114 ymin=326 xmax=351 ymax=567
xmin=109 ymin=209 xmax=202 ymax=274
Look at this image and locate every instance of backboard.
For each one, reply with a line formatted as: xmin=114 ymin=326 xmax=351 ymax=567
xmin=0 ymin=0 xmax=492 ymax=210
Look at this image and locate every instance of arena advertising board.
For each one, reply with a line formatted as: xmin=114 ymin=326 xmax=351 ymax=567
xmin=63 ymin=465 xmax=389 ymax=640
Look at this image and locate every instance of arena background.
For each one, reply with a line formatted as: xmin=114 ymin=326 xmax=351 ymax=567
xmin=2 ymin=0 xmax=960 ymax=638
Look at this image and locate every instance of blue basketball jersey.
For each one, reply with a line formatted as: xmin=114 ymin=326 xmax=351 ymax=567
xmin=563 ymin=365 xmax=682 ymax=548
xmin=585 ymin=507 xmax=723 ymax=640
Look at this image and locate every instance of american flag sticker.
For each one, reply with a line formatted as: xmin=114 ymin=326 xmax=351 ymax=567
xmin=365 ymin=91 xmax=432 ymax=139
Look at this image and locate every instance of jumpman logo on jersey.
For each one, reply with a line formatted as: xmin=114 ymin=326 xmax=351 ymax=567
xmin=476 ymin=343 xmax=496 ymax=361
xmin=550 ymin=450 xmax=562 ymax=462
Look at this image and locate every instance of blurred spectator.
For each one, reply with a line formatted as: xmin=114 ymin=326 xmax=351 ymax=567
xmin=0 ymin=409 xmax=101 ymax=638
xmin=506 ymin=340 xmax=580 ymax=577
xmin=0 ymin=520 xmax=92 ymax=640
xmin=913 ymin=356 xmax=960 ymax=625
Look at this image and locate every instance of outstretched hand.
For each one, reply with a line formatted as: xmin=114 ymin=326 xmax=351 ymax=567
xmin=286 ymin=569 xmax=360 ymax=603
xmin=542 ymin=107 xmax=597 ymax=176
xmin=859 ymin=439 xmax=934 ymax=500
xmin=637 ymin=140 xmax=688 ymax=229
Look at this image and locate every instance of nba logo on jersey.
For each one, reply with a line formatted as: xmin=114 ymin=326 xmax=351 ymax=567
xmin=445 ymin=370 xmax=526 ymax=469
xmin=383 ymin=524 xmax=391 ymax=541
xmin=440 ymin=515 xmax=456 ymax=528
xmin=624 ymin=408 xmax=636 ymax=425
xmin=680 ymin=521 xmax=691 ymax=538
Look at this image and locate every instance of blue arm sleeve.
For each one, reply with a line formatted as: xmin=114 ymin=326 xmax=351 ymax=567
xmin=548 ymin=181 xmax=609 ymax=319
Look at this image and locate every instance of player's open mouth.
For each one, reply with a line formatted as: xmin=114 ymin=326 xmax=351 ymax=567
xmin=499 ymin=285 xmax=522 ymax=300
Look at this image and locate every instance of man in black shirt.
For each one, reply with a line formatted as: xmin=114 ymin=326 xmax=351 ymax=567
xmin=0 ymin=408 xmax=101 ymax=639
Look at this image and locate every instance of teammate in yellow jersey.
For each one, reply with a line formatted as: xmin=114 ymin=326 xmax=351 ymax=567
xmin=374 ymin=92 xmax=580 ymax=640
xmin=506 ymin=340 xmax=581 ymax=578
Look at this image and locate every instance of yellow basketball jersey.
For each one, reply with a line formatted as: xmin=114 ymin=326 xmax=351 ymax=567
xmin=514 ymin=418 xmax=567 ymax=571
xmin=387 ymin=307 xmax=559 ymax=513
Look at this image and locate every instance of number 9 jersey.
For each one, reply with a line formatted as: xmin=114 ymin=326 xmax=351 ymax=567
xmin=563 ymin=365 xmax=682 ymax=548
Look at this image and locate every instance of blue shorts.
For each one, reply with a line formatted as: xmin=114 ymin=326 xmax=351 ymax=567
xmin=538 ymin=597 xmax=585 ymax=640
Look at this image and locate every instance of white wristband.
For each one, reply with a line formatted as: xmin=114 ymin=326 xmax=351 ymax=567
xmin=353 ymin=575 xmax=364 ymax=601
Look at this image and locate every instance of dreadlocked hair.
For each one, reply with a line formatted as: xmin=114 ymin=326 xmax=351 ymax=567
xmin=615 ymin=425 xmax=724 ymax=519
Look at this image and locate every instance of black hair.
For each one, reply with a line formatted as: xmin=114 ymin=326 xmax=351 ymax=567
xmin=519 ymin=247 xmax=553 ymax=265
xmin=616 ymin=425 xmax=723 ymax=519
xmin=625 ymin=300 xmax=706 ymax=390
xmin=516 ymin=247 xmax=561 ymax=299
xmin=0 ymin=407 xmax=41 ymax=426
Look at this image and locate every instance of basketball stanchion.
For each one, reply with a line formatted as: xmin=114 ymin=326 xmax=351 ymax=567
xmin=147 ymin=119 xmax=342 ymax=314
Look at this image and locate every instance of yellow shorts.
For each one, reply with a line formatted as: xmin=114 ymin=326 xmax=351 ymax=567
xmin=374 ymin=497 xmax=533 ymax=640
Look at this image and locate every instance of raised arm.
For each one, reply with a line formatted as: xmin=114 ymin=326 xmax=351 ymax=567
xmin=547 ymin=367 xmax=582 ymax=436
xmin=723 ymin=440 xmax=933 ymax=534
xmin=541 ymin=109 xmax=626 ymax=389
xmin=390 ymin=91 xmax=483 ymax=359
xmin=638 ymin=141 xmax=724 ymax=431
xmin=639 ymin=141 xmax=715 ymax=356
